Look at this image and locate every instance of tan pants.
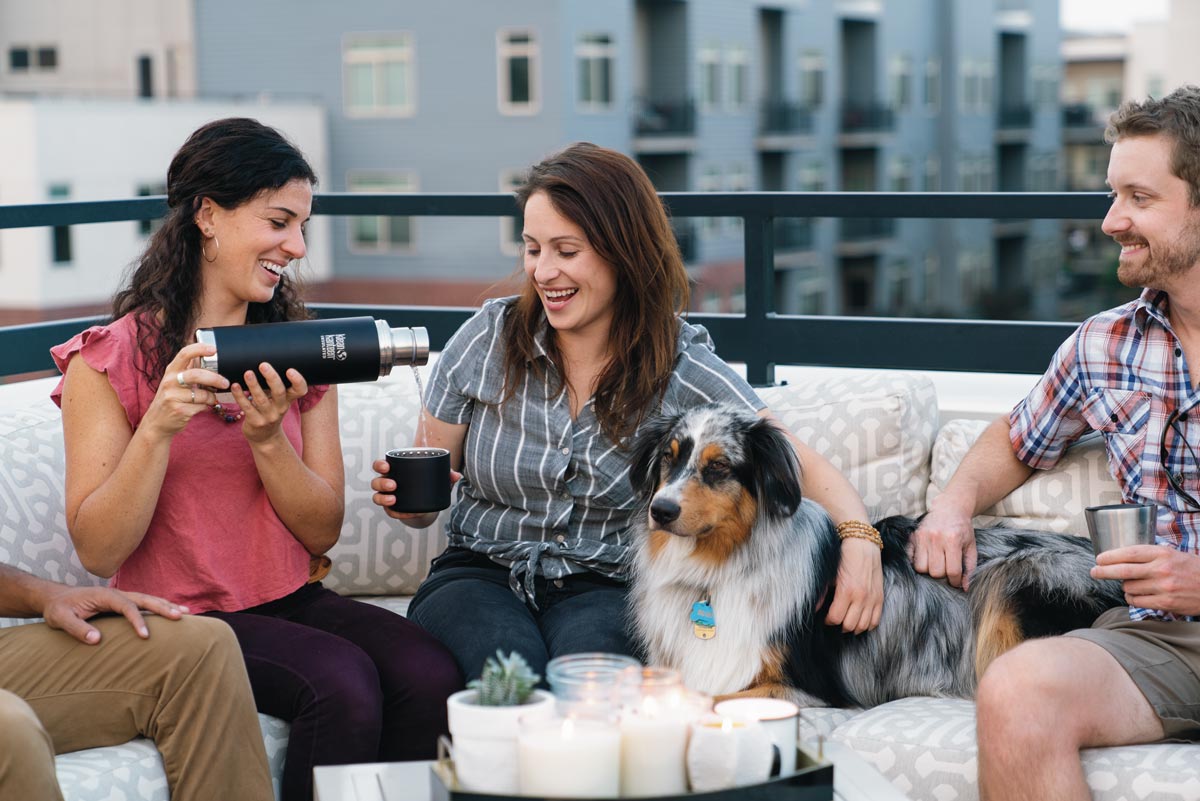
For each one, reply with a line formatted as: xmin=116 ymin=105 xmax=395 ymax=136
xmin=0 ymin=614 xmax=272 ymax=801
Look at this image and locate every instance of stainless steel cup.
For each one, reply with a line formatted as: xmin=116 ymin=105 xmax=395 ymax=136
xmin=1084 ymin=503 xmax=1157 ymax=556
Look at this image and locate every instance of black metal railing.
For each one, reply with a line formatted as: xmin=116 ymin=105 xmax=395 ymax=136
xmin=840 ymin=103 xmax=895 ymax=134
xmin=0 ymin=191 xmax=1111 ymax=385
xmin=759 ymin=101 xmax=815 ymax=135
xmin=633 ymin=98 xmax=696 ymax=137
xmin=997 ymin=104 xmax=1033 ymax=129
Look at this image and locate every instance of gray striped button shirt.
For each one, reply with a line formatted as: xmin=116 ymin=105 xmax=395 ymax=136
xmin=424 ymin=297 xmax=764 ymax=603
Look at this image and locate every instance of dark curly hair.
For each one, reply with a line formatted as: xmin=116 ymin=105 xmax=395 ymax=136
xmin=112 ymin=117 xmax=318 ymax=385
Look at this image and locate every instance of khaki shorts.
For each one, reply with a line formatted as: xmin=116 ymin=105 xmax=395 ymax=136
xmin=1066 ymin=607 xmax=1200 ymax=739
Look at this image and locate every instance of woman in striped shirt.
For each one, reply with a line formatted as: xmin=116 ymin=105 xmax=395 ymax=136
xmin=371 ymin=142 xmax=883 ymax=681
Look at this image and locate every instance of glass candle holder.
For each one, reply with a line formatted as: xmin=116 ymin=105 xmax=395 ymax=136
xmin=517 ymin=713 xmax=621 ymax=798
xmin=545 ymin=653 xmax=640 ymax=721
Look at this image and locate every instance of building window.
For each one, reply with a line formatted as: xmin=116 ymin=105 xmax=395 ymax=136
xmin=978 ymin=64 xmax=994 ymax=114
xmin=961 ymin=61 xmax=979 ymax=113
xmin=890 ymin=55 xmax=912 ymax=112
xmin=728 ymin=163 xmax=749 ymax=234
xmin=499 ymin=169 xmax=527 ymax=256
xmin=699 ymin=44 xmax=721 ymax=111
xmin=137 ymin=55 xmax=154 ymax=99
xmin=799 ymin=51 xmax=825 ymax=108
xmin=924 ymin=155 xmax=940 ymax=192
xmin=576 ymin=33 xmax=614 ymax=110
xmin=9 ymin=45 xmax=55 ymax=72
xmin=699 ymin=165 xmax=722 ymax=236
xmin=344 ymin=34 xmax=416 ymax=117
xmin=49 ymin=184 xmax=72 ymax=266
xmin=799 ymin=162 xmax=826 ymax=193
xmin=924 ymin=58 xmax=940 ymax=112
xmin=726 ymin=45 xmax=749 ymax=111
xmin=924 ymin=253 xmax=940 ymax=308
xmin=136 ymin=182 xmax=167 ymax=237
xmin=889 ymin=157 xmax=912 ymax=192
xmin=347 ymin=172 xmax=416 ymax=252
xmin=498 ymin=29 xmax=539 ymax=114
xmin=9 ymin=47 xmax=29 ymax=71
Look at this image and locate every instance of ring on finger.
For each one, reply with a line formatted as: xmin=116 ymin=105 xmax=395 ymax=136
xmin=175 ymin=371 xmax=187 ymax=388
xmin=190 ymin=388 xmax=196 ymax=404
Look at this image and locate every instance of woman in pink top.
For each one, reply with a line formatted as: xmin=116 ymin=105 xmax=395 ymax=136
xmin=51 ymin=118 xmax=460 ymax=801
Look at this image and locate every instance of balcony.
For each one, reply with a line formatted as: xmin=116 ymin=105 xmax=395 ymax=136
xmin=1062 ymin=103 xmax=1107 ymax=144
xmin=996 ymin=104 xmax=1033 ymax=143
xmin=0 ymin=191 xmax=1109 ymax=386
xmin=757 ymin=101 xmax=815 ymax=150
xmin=632 ymin=98 xmax=696 ymax=154
xmin=774 ymin=218 xmax=815 ymax=251
xmin=838 ymin=103 xmax=894 ymax=147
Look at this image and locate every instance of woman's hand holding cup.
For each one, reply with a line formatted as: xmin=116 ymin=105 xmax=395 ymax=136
xmin=371 ymin=454 xmax=458 ymax=528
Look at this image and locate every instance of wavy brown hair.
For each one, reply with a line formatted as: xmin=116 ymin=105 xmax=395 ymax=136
xmin=112 ymin=117 xmax=317 ymax=385
xmin=503 ymin=142 xmax=690 ymax=443
xmin=1106 ymin=85 xmax=1200 ymax=207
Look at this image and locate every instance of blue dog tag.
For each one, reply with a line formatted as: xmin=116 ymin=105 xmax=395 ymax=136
xmin=690 ymin=600 xmax=715 ymax=627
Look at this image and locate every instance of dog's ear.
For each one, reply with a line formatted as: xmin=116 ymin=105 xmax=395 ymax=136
xmin=745 ymin=416 xmax=803 ymax=519
xmin=628 ymin=410 xmax=681 ymax=496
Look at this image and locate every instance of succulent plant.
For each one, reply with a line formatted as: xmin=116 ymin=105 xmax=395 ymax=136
xmin=467 ymin=650 xmax=541 ymax=706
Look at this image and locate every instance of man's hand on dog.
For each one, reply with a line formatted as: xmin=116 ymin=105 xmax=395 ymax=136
xmin=1092 ymin=546 xmax=1200 ymax=616
xmin=910 ymin=503 xmax=978 ymax=590
xmin=826 ymin=536 xmax=884 ymax=633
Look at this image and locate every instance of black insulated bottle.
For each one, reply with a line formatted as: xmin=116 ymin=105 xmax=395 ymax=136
xmin=195 ymin=317 xmax=429 ymax=388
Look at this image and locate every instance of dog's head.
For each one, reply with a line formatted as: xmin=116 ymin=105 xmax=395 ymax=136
xmin=629 ymin=404 xmax=803 ymax=545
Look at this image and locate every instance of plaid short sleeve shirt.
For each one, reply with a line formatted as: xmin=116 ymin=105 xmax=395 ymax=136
xmin=1010 ymin=289 xmax=1200 ymax=621
xmin=423 ymin=297 xmax=765 ymax=603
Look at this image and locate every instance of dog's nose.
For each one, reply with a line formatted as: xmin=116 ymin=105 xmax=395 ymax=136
xmin=650 ymin=497 xmax=681 ymax=525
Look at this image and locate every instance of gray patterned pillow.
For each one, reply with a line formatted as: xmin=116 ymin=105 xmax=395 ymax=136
xmin=0 ymin=392 xmax=102 ymax=629
xmin=760 ymin=373 xmax=939 ymax=520
xmin=325 ymin=372 xmax=449 ymax=596
xmin=927 ymin=418 xmax=1123 ymax=536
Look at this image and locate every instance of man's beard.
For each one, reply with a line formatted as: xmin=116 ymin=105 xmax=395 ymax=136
xmin=1116 ymin=215 xmax=1200 ymax=289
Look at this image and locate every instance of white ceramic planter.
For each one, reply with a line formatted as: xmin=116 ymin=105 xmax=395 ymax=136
xmin=446 ymin=688 xmax=556 ymax=794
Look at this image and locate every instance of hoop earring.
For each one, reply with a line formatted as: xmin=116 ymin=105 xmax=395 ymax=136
xmin=201 ymin=235 xmax=220 ymax=264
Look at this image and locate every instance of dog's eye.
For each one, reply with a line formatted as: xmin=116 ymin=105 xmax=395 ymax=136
xmin=704 ymin=459 xmax=731 ymax=475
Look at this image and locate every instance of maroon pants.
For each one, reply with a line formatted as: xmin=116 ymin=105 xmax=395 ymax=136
xmin=207 ymin=583 xmax=462 ymax=801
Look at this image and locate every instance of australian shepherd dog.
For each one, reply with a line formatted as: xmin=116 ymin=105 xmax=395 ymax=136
xmin=627 ymin=404 xmax=1125 ymax=707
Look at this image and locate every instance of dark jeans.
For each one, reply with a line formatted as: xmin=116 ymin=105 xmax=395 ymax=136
xmin=408 ymin=548 xmax=637 ymax=683
xmin=206 ymin=583 xmax=462 ymax=801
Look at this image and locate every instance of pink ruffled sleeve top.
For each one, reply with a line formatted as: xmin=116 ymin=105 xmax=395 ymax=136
xmin=50 ymin=314 xmax=330 ymax=613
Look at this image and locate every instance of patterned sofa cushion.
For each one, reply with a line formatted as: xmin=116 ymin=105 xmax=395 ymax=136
xmin=760 ymin=372 xmax=939 ymax=520
xmin=833 ymin=696 xmax=1200 ymax=801
xmin=926 ymin=418 xmax=1123 ymax=536
xmin=54 ymin=713 xmax=289 ymax=801
xmin=324 ymin=371 xmax=449 ymax=596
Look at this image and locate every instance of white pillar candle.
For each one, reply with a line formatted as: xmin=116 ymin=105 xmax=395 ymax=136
xmin=620 ymin=693 xmax=692 ymax=797
xmin=518 ymin=716 xmax=621 ymax=798
xmin=713 ymin=697 xmax=801 ymax=775
xmin=686 ymin=715 xmax=774 ymax=792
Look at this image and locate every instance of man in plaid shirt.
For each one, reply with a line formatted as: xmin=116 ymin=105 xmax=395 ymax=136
xmin=913 ymin=86 xmax=1200 ymax=800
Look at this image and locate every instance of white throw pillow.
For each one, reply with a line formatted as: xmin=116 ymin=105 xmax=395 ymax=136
xmin=926 ymin=418 xmax=1123 ymax=536
xmin=759 ymin=373 xmax=939 ymax=521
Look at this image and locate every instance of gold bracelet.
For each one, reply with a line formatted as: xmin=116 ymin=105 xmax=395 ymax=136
xmin=835 ymin=520 xmax=883 ymax=550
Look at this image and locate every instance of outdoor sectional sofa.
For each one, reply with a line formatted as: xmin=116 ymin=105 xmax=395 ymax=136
xmin=2 ymin=363 xmax=1199 ymax=801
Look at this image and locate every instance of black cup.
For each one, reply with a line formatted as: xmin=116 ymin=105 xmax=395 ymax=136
xmin=386 ymin=447 xmax=451 ymax=513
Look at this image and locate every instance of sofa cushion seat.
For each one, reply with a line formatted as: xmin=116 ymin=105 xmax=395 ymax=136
xmin=52 ymin=714 xmax=290 ymax=801
xmin=832 ymin=696 xmax=1200 ymax=801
